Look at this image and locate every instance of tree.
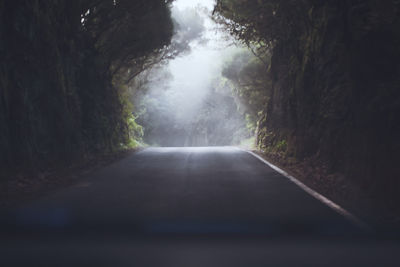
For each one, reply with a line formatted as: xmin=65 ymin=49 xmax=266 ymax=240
xmin=219 ymin=49 xmax=271 ymax=134
xmin=0 ymin=0 xmax=177 ymax=173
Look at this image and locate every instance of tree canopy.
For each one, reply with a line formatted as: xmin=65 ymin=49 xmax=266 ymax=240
xmin=0 ymin=0 xmax=176 ymax=172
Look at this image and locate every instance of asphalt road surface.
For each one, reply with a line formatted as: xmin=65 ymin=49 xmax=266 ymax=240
xmin=2 ymin=147 xmax=400 ymax=266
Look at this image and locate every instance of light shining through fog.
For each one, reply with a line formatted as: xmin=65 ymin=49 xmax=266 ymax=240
xmin=137 ymin=0 xmax=250 ymax=147
xmin=173 ymin=0 xmax=215 ymax=10
xmin=168 ymin=0 xmax=224 ymax=122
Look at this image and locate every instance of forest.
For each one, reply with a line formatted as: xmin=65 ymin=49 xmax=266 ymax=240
xmin=0 ymin=0 xmax=176 ymax=175
xmin=213 ymin=0 xmax=400 ymax=215
xmin=1 ymin=0 xmax=400 ymax=219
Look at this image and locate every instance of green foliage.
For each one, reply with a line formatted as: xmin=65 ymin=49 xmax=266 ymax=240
xmin=0 ymin=0 xmax=175 ymax=173
xmin=220 ymin=48 xmax=271 ymax=137
xmin=215 ymin=0 xmax=400 ymax=200
xmin=213 ymin=0 xmax=310 ymax=49
xmin=127 ymin=115 xmax=144 ymax=140
xmin=276 ymin=140 xmax=287 ymax=152
xmin=245 ymin=114 xmax=256 ymax=133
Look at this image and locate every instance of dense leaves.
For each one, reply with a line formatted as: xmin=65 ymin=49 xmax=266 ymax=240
xmin=213 ymin=0 xmax=310 ymax=51
xmin=0 ymin=0 xmax=175 ymax=173
xmin=214 ymin=0 xmax=400 ymax=198
xmin=221 ymin=49 xmax=270 ymax=134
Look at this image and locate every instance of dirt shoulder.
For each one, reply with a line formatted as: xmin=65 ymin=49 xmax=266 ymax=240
xmin=0 ymin=149 xmax=139 ymax=209
xmin=254 ymin=150 xmax=400 ymax=229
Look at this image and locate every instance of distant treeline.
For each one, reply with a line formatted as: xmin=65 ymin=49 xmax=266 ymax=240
xmin=214 ymin=0 xmax=400 ymax=198
xmin=0 ymin=0 xmax=174 ymax=174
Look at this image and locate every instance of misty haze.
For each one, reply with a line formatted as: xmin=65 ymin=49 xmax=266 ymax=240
xmin=133 ymin=0 xmax=253 ymax=147
xmin=1 ymin=0 xmax=400 ymax=266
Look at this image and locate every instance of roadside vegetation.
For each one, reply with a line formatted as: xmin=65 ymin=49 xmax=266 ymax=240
xmin=213 ymin=0 xmax=400 ymax=223
xmin=1 ymin=0 xmax=400 ymax=224
xmin=0 ymin=0 xmax=184 ymax=176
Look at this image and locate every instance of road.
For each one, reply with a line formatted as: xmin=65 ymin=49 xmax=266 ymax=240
xmin=2 ymin=147 xmax=400 ymax=266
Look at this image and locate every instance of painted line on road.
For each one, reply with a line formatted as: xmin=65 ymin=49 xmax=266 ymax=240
xmin=244 ymin=149 xmax=371 ymax=232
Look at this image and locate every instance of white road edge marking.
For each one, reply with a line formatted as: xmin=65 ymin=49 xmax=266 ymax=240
xmin=244 ymin=149 xmax=371 ymax=231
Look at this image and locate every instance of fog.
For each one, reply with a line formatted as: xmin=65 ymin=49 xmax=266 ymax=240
xmin=169 ymin=0 xmax=224 ymax=122
xmin=173 ymin=0 xmax=215 ymax=10
xmin=133 ymin=0 xmax=253 ymax=147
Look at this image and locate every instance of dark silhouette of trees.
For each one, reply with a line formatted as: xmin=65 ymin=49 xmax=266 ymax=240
xmin=221 ymin=49 xmax=271 ymax=134
xmin=0 ymin=0 xmax=175 ymax=174
xmin=214 ymin=0 xmax=400 ymax=202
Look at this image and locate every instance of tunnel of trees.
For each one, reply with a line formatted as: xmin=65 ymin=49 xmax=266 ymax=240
xmin=0 ymin=0 xmax=176 ymax=170
xmin=213 ymin=0 xmax=400 ymax=204
xmin=1 ymin=0 xmax=400 ymax=215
